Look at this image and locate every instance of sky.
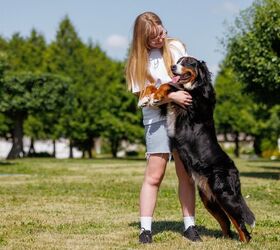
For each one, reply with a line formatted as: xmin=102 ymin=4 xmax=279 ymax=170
xmin=1 ymin=0 xmax=255 ymax=78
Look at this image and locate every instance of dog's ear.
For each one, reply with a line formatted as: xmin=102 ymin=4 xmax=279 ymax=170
xmin=197 ymin=61 xmax=216 ymax=106
xmin=198 ymin=61 xmax=210 ymax=83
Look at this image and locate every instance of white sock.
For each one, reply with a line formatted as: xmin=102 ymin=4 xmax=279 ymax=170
xmin=140 ymin=216 xmax=152 ymax=231
xmin=183 ymin=216 xmax=195 ymax=230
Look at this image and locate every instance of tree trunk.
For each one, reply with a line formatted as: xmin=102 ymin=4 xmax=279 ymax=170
xmin=7 ymin=114 xmax=25 ymax=159
xmin=52 ymin=139 xmax=56 ymax=158
xmin=223 ymin=132 xmax=228 ymax=142
xmin=234 ymin=131 xmax=239 ymax=158
xmin=28 ymin=137 xmax=36 ymax=156
xmin=111 ymin=138 xmax=119 ymax=158
xmin=253 ymin=135 xmax=262 ymax=156
xmin=69 ymin=139 xmax=73 ymax=158
xmin=87 ymin=147 xmax=92 ymax=158
xmin=87 ymin=137 xmax=94 ymax=159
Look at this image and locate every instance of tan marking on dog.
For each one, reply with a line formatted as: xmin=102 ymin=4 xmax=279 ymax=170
xmin=192 ymin=172 xmax=214 ymax=200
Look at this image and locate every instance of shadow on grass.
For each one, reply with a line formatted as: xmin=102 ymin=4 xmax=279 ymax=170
xmin=260 ymin=165 xmax=280 ymax=171
xmin=240 ymin=172 xmax=280 ymax=180
xmin=61 ymin=157 xmax=147 ymax=162
xmin=0 ymin=161 xmax=17 ymax=166
xmin=248 ymin=159 xmax=280 ymax=163
xmin=96 ymin=157 xmax=146 ymax=161
xmin=129 ymin=220 xmax=239 ymax=240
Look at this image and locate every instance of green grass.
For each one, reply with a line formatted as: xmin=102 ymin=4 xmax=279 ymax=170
xmin=0 ymin=157 xmax=279 ymax=249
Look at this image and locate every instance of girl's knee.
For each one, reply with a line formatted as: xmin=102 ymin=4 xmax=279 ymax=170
xmin=144 ymin=153 xmax=168 ymax=186
xmin=145 ymin=172 xmax=164 ymax=187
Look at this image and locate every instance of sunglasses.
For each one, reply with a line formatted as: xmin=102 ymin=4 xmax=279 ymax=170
xmin=149 ymin=28 xmax=168 ymax=43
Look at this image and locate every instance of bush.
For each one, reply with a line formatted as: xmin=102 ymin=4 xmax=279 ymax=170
xmin=261 ymin=149 xmax=280 ymax=160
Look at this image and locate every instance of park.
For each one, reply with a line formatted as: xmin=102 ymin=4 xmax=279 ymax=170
xmin=0 ymin=0 xmax=279 ymax=249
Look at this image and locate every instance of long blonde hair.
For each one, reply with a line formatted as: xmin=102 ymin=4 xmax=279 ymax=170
xmin=125 ymin=12 xmax=174 ymax=93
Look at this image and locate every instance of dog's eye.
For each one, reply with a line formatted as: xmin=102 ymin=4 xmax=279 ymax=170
xmin=185 ymin=62 xmax=197 ymax=67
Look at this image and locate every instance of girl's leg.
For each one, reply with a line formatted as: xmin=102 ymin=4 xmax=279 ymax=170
xmin=173 ymin=150 xmax=201 ymax=241
xmin=173 ymin=150 xmax=195 ymax=217
xmin=140 ymin=153 xmax=169 ymax=225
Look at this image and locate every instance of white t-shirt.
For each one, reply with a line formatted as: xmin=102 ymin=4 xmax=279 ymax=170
xmin=132 ymin=40 xmax=187 ymax=125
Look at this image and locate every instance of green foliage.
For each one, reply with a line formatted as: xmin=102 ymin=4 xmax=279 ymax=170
xmin=0 ymin=113 xmax=11 ymax=137
xmin=44 ymin=17 xmax=98 ymax=147
xmin=43 ymin=16 xmax=84 ymax=79
xmin=226 ymin=0 xmax=280 ymax=106
xmin=6 ymin=31 xmax=46 ymax=73
xmin=99 ymin=62 xmax=143 ymax=156
xmin=41 ymin=16 xmax=143 ymax=156
xmin=0 ymin=69 xmax=70 ymax=158
xmin=0 ymin=51 xmax=9 ymax=78
xmin=215 ymin=60 xmax=280 ymax=155
xmin=25 ymin=29 xmax=47 ymax=72
xmin=260 ymin=105 xmax=280 ymax=151
xmin=214 ymin=62 xmax=256 ymax=134
xmin=0 ymin=72 xmax=70 ymax=116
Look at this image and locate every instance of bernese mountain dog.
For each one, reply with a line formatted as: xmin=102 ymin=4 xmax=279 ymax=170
xmin=138 ymin=56 xmax=255 ymax=242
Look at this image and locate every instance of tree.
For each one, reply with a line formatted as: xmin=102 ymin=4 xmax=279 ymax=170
xmin=0 ymin=30 xmax=71 ymax=159
xmin=100 ymin=61 xmax=143 ymax=157
xmin=225 ymin=0 xmax=280 ymax=106
xmin=67 ymin=43 xmax=110 ymax=157
xmin=44 ymin=16 xmax=84 ymax=77
xmin=11 ymin=30 xmax=52 ymax=155
xmin=44 ymin=16 xmax=86 ymax=158
xmin=214 ymin=62 xmax=256 ymax=157
xmin=65 ymin=44 xmax=143 ymax=158
xmin=0 ymin=72 xmax=70 ymax=159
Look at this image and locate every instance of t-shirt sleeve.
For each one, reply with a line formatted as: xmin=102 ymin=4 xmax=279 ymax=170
xmin=169 ymin=40 xmax=188 ymax=63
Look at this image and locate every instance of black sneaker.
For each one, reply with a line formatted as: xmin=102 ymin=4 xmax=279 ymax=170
xmin=139 ymin=228 xmax=152 ymax=244
xmin=183 ymin=226 xmax=202 ymax=242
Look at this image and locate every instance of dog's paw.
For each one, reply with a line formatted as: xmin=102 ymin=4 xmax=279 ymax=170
xmin=150 ymin=98 xmax=161 ymax=106
xmin=138 ymin=96 xmax=150 ymax=108
xmin=250 ymin=220 xmax=256 ymax=228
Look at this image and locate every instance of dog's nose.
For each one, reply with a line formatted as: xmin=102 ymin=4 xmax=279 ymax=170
xmin=171 ymin=65 xmax=176 ymax=71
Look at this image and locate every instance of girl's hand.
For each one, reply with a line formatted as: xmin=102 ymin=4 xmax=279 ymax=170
xmin=168 ymin=91 xmax=192 ymax=107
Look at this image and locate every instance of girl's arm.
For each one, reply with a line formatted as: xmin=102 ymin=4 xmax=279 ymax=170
xmin=157 ymin=91 xmax=192 ymax=108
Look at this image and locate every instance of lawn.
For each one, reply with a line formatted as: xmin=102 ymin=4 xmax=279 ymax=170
xmin=0 ymin=157 xmax=279 ymax=249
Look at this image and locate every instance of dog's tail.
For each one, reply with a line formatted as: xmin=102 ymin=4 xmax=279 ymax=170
xmin=241 ymin=197 xmax=256 ymax=228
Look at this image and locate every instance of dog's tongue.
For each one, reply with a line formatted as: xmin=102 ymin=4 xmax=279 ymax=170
xmin=172 ymin=76 xmax=180 ymax=83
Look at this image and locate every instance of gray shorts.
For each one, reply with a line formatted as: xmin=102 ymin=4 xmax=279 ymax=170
xmin=144 ymin=120 xmax=172 ymax=160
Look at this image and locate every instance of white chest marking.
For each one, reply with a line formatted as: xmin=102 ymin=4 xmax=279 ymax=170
xmin=183 ymin=81 xmax=194 ymax=90
xmin=166 ymin=105 xmax=176 ymax=137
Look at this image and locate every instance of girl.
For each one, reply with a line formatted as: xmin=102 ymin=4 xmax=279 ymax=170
xmin=125 ymin=12 xmax=202 ymax=244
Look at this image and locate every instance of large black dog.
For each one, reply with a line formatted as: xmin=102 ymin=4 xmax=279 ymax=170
xmin=138 ymin=56 xmax=255 ymax=242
